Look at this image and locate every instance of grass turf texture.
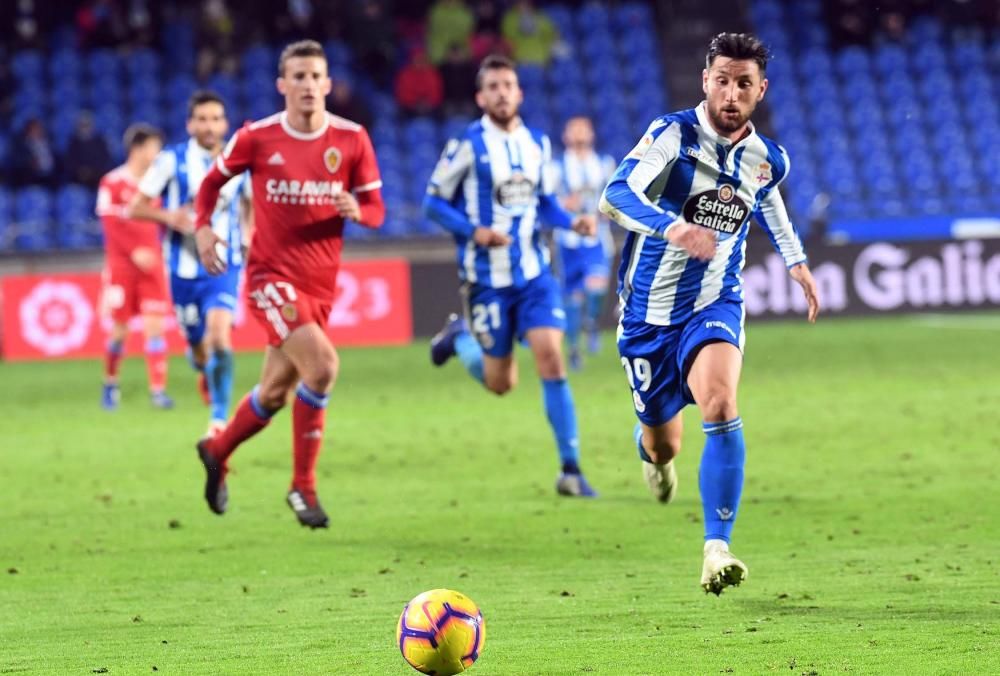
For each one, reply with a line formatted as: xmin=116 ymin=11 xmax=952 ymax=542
xmin=1 ymin=315 xmax=998 ymax=675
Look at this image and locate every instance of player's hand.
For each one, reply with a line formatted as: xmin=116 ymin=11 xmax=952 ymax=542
xmin=472 ymin=226 xmax=511 ymax=248
xmin=167 ymin=209 xmax=195 ymax=234
xmin=130 ymin=247 xmax=157 ymax=272
xmin=789 ymin=263 xmax=820 ymax=323
xmin=332 ymin=191 xmax=361 ymax=221
xmin=666 ymin=220 xmax=717 ymax=261
xmin=195 ymin=226 xmax=227 ymax=275
xmin=571 ymin=214 xmax=597 ymax=237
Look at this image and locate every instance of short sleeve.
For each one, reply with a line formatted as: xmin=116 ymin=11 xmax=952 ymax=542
xmin=427 ymin=137 xmax=474 ymax=201
xmin=217 ymin=127 xmax=253 ymax=177
xmin=350 ymin=128 xmax=383 ymax=193
xmin=138 ymin=149 xmax=176 ymax=198
xmin=95 ymin=180 xmax=115 ymax=217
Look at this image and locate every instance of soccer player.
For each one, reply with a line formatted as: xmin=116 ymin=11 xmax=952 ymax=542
xmin=599 ymin=33 xmax=820 ymax=595
xmin=548 ymin=116 xmax=617 ymax=370
xmin=129 ymin=90 xmax=252 ymax=438
xmin=192 ymin=40 xmax=385 ymax=529
xmin=424 ymin=55 xmax=599 ymax=498
xmin=96 ymin=123 xmax=173 ymax=411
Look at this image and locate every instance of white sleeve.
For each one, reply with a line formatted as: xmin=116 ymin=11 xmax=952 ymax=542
xmin=427 ymin=138 xmax=474 ymax=201
xmin=138 ymin=150 xmax=176 ymax=198
xmin=241 ymin=172 xmax=253 ymax=199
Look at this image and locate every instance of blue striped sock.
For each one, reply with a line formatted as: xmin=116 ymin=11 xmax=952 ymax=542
xmin=454 ymin=331 xmax=484 ymax=384
xmin=295 ymin=382 xmax=329 ymax=409
xmin=699 ymin=417 xmax=745 ymax=543
xmin=543 ymin=378 xmax=580 ymax=472
xmin=209 ymin=349 xmax=234 ymax=422
xmin=634 ymin=423 xmax=654 ymax=463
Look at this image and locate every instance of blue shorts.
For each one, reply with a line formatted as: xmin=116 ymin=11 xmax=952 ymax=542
xmin=616 ymin=300 xmax=745 ymax=426
xmin=170 ymin=269 xmax=241 ymax=346
xmin=462 ymin=273 xmax=566 ymax=357
xmin=558 ymin=242 xmax=610 ymax=296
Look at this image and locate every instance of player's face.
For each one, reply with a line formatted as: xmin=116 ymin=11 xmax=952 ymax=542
xmin=277 ymin=56 xmax=332 ymax=116
xmin=475 ymin=67 xmax=523 ymax=126
xmin=132 ymin=138 xmax=163 ymax=169
xmin=702 ymin=57 xmax=768 ymax=135
xmin=563 ymin=118 xmax=595 ymax=152
xmin=187 ymin=102 xmax=228 ymax=152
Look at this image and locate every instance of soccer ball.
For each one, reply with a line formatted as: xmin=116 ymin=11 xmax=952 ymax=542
xmin=396 ymin=589 xmax=486 ymax=675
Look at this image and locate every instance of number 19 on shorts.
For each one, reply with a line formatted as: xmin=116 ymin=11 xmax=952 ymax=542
xmin=622 ymin=357 xmax=652 ymax=413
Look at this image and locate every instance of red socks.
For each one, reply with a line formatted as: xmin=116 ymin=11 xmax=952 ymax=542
xmin=145 ymin=336 xmax=167 ymax=393
xmin=104 ymin=339 xmax=123 ymax=382
xmin=291 ymin=383 xmax=329 ymax=494
xmin=208 ymin=386 xmax=274 ymax=461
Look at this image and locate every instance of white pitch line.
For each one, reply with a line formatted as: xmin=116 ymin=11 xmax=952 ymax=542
xmin=910 ymin=314 xmax=1000 ymax=330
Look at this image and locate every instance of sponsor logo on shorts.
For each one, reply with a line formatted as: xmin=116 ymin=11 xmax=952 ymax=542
xmin=681 ymin=187 xmax=750 ymax=235
xmin=705 ymin=320 xmax=737 ymax=340
xmin=476 ymin=331 xmax=495 ymax=350
xmin=281 ymin=304 xmax=298 ymax=322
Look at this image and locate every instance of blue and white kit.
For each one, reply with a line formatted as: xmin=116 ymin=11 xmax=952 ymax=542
xmin=600 ymin=102 xmax=807 ymax=425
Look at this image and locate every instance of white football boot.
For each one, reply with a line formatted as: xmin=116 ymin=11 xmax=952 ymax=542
xmin=642 ymin=460 xmax=678 ymax=503
xmin=701 ymin=539 xmax=748 ymax=595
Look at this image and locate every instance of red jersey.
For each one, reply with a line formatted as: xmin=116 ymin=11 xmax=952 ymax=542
xmin=198 ymin=111 xmax=383 ymax=299
xmin=97 ymin=166 xmax=164 ymax=270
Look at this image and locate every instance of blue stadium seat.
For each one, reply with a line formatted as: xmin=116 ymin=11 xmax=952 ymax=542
xmin=576 ymin=4 xmax=610 ymax=33
xmin=0 ymin=187 xmax=11 ymax=244
xmin=403 ymin=118 xmax=437 ymax=146
xmin=949 ymin=193 xmax=987 ymax=215
xmin=127 ymin=48 xmax=161 ymax=78
xmin=55 ymin=185 xmax=99 ymax=249
xmin=323 ymin=40 xmax=352 ymax=67
xmin=166 ymin=74 xmax=198 ymax=103
xmin=836 ymin=46 xmax=871 ymax=76
xmin=129 ymin=78 xmax=162 ymax=107
xmin=87 ymin=49 xmax=121 ymax=79
xmin=14 ymin=187 xmax=54 ymax=251
xmin=873 ymin=44 xmax=908 ymax=77
xmin=207 ymin=74 xmax=238 ymax=107
xmin=613 ymin=2 xmax=654 ymax=32
xmin=12 ymin=50 xmax=44 ymax=80
xmin=48 ymin=49 xmax=80 ymax=80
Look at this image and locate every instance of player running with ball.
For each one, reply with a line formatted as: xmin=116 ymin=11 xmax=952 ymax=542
xmin=192 ymin=40 xmax=385 ymax=528
xmin=600 ymin=33 xmax=820 ymax=594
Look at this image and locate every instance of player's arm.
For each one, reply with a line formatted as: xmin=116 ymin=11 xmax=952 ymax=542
xmin=333 ymin=127 xmax=386 ymax=228
xmin=238 ymin=176 xmax=254 ymax=256
xmin=422 ymin=137 xmax=509 ymax=247
xmin=127 ymin=151 xmax=192 ymax=233
xmin=195 ymin=129 xmax=251 ymax=274
xmin=753 ymin=166 xmax=819 ymax=322
xmin=537 ymin=135 xmax=595 ymax=236
xmin=600 ymin=119 xmax=715 ymax=260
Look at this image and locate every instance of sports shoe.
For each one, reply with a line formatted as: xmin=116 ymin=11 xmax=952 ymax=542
xmin=430 ymin=313 xmax=467 ymax=366
xmin=196 ymin=439 xmax=228 ymax=515
xmin=701 ymin=540 xmax=748 ymax=596
xmin=197 ymin=373 xmax=211 ymax=405
xmin=101 ymin=383 xmax=120 ymax=411
xmin=642 ymin=460 xmax=678 ymax=503
xmin=555 ymin=472 xmax=598 ymax=497
xmin=568 ymin=346 xmax=582 ymax=371
xmin=150 ymin=390 xmax=175 ymax=410
xmin=287 ymin=488 xmax=329 ymax=529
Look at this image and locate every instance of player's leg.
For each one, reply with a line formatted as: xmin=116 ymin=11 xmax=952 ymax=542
xmin=102 ymin=319 xmax=128 ymax=410
xmin=140 ymin=310 xmax=172 ymax=409
xmin=583 ymin=270 xmax=609 ymax=354
xmin=197 ymin=344 xmax=298 ymax=514
xmin=681 ymin=302 xmax=748 ymax=594
xmin=100 ymin=272 xmax=132 ymax=410
xmin=563 ymin=288 xmax=584 ymax=370
xmin=172 ymin=278 xmax=212 ymax=407
xmin=202 ymin=275 xmax=239 ymax=432
xmin=278 ymin=322 xmax=338 ymax=528
xmin=634 ymin=415 xmax=682 ymax=504
xmin=431 ymin=284 xmax=517 ymax=391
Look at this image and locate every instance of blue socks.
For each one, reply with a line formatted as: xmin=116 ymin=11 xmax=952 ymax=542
xmin=564 ymin=295 xmax=583 ymax=350
xmin=207 ymin=348 xmax=234 ymax=423
xmin=543 ymin=378 xmax=580 ymax=473
xmin=699 ymin=418 xmax=746 ymax=543
xmin=584 ymin=290 xmax=605 ymax=327
xmin=454 ymin=331 xmax=484 ymax=384
xmin=633 ymin=423 xmax=654 ymax=463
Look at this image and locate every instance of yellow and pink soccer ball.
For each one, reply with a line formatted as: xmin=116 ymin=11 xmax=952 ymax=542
xmin=396 ymin=589 xmax=485 ymax=675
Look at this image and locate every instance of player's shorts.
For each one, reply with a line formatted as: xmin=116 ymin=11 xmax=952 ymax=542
xmin=101 ymin=265 xmax=170 ymax=324
xmin=558 ymin=242 xmax=610 ymax=296
xmin=170 ymin=269 xmax=241 ymax=346
xmin=616 ymin=300 xmax=745 ymax=426
xmin=246 ymin=273 xmax=331 ymax=348
xmin=461 ymin=273 xmax=566 ymax=358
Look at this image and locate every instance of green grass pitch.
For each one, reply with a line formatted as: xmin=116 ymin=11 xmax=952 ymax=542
xmin=1 ymin=315 xmax=998 ymax=674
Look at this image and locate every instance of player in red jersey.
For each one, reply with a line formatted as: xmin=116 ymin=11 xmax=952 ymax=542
xmin=192 ymin=40 xmax=385 ymax=528
xmin=97 ymin=123 xmax=174 ymax=411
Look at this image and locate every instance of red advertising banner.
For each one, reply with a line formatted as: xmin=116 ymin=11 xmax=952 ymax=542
xmin=0 ymin=259 xmax=412 ymax=361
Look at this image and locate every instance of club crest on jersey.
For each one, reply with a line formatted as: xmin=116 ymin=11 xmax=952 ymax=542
xmin=755 ymin=162 xmax=772 ymax=185
xmin=323 ymin=147 xmax=342 ymax=174
xmin=681 ymin=186 xmax=750 ymax=235
xmin=281 ymin=304 xmax=298 ymax=322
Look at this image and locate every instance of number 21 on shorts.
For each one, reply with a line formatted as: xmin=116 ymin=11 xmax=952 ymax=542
xmin=471 ymin=302 xmax=501 ymax=334
xmin=622 ymin=357 xmax=652 ymax=413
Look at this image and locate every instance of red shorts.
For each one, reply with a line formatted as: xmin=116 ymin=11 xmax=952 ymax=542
xmin=246 ymin=274 xmax=332 ymax=347
xmin=102 ymin=265 xmax=170 ymax=324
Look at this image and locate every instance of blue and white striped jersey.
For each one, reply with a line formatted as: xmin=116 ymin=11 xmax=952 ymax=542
xmin=599 ymin=102 xmax=806 ymax=326
xmin=548 ymin=150 xmax=616 ymax=252
xmin=427 ymin=115 xmax=570 ymax=288
xmin=139 ymin=138 xmax=250 ymax=280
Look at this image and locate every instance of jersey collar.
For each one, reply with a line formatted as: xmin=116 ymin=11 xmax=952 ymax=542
xmin=187 ymin=137 xmax=214 ymax=161
xmin=280 ymin=111 xmax=330 ymax=140
xmin=695 ymin=101 xmax=756 ymax=148
xmin=481 ymin=114 xmax=523 ymax=137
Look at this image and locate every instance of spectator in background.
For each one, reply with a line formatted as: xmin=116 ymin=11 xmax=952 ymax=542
xmin=473 ymin=0 xmax=502 ymax=34
xmin=395 ymin=48 xmax=444 ymax=117
xmin=501 ymin=0 xmax=559 ymax=65
xmin=427 ymin=0 xmax=474 ymax=64
xmin=198 ymin=0 xmax=235 ymax=56
xmin=439 ymin=42 xmax=478 ymax=116
xmin=328 ymin=79 xmax=373 ymax=129
xmin=76 ymin=0 xmax=127 ymax=49
xmin=11 ymin=118 xmax=56 ymax=187
xmin=65 ymin=111 xmax=112 ymax=189
xmin=347 ymin=0 xmax=396 ymax=86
